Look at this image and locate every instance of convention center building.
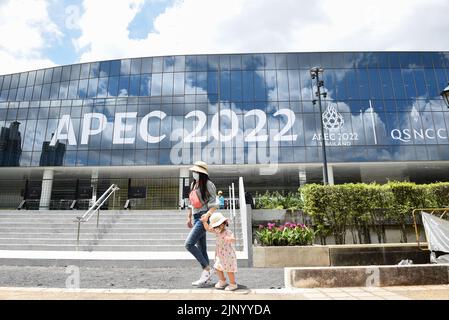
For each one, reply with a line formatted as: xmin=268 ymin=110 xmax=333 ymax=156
xmin=0 ymin=51 xmax=448 ymax=210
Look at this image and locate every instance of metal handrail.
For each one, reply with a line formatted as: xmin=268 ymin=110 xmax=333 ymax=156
xmin=412 ymin=208 xmax=449 ymax=250
xmin=75 ymin=184 xmax=120 ymax=250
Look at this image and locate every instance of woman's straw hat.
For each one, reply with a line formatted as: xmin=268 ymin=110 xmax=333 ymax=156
xmin=189 ymin=161 xmax=208 ymax=176
xmin=210 ymin=212 xmax=228 ymax=228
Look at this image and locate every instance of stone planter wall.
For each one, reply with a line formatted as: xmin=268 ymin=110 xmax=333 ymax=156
xmin=253 ymin=245 xmax=330 ymax=267
xmin=253 ymin=243 xmax=430 ymax=267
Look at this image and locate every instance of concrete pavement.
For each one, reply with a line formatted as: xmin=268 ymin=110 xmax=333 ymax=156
xmin=0 ymin=285 xmax=449 ymax=300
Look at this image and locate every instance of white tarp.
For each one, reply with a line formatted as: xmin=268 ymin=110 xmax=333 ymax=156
xmin=421 ymin=211 xmax=449 ymax=253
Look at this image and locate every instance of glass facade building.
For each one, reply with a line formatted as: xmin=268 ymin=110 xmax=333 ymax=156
xmin=0 ymin=52 xmax=449 ymax=209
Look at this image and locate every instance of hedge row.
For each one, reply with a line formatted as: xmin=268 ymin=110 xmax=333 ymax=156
xmin=300 ymin=182 xmax=449 ymax=245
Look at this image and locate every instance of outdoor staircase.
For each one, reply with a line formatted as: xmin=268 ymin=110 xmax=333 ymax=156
xmin=0 ymin=209 xmax=247 ymax=267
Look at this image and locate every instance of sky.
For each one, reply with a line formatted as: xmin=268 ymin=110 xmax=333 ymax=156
xmin=1 ymin=0 xmax=449 ymax=75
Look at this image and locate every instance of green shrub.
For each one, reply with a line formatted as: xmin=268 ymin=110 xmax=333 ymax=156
xmin=301 ymin=181 xmax=449 ymax=245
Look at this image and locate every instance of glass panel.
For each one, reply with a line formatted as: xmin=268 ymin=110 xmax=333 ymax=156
xmin=174 ymin=56 xmax=185 ymax=72
xmin=78 ymin=79 xmax=88 ymax=98
xmin=97 ymin=77 xmax=108 ymax=97
xmin=107 ymin=76 xmax=119 ymax=97
xmin=87 ymin=78 xmax=98 ymax=98
xmin=99 ymin=61 xmax=110 ymax=77
xmin=61 ymin=66 xmax=71 ymax=81
xmin=163 ymin=56 xmax=174 ymax=72
xmin=109 ymin=60 xmax=121 ymax=76
xmin=26 ymin=71 xmax=36 ymax=87
xmin=162 ymin=72 xmax=173 ymax=96
xmin=141 ymin=57 xmax=152 ymax=73
xmin=43 ymin=69 xmax=53 ymax=84
xmin=118 ymin=76 xmax=129 ymax=96
xmin=140 ymin=74 xmax=151 ymax=96
xmin=89 ymin=62 xmax=100 ymax=78
xmin=129 ymin=75 xmax=140 ymax=96
xmin=58 ymin=81 xmax=69 ymax=99
xmin=32 ymin=85 xmax=42 ymax=100
xmin=52 ymin=67 xmax=62 ymax=83
xmin=80 ymin=63 xmax=90 ymax=79
xmin=50 ymin=83 xmax=60 ymax=99
xmin=19 ymin=73 xmax=28 ymax=88
xmin=130 ymin=58 xmax=142 ymax=74
xmin=173 ymin=73 xmax=184 ymax=95
xmin=70 ymin=64 xmax=81 ymax=80
xmin=152 ymin=57 xmax=163 ymax=73
xmin=150 ymin=73 xmax=162 ymax=96
xmin=120 ymin=59 xmax=131 ymax=75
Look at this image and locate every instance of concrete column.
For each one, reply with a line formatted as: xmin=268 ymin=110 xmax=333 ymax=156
xmin=39 ymin=169 xmax=54 ymax=211
xmin=298 ymin=168 xmax=307 ymax=187
xmin=179 ymin=167 xmax=189 ymax=210
xmin=327 ymin=165 xmax=335 ymax=185
xmin=91 ymin=170 xmax=99 ymax=207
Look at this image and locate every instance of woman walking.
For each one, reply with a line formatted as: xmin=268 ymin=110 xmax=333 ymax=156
xmin=185 ymin=161 xmax=218 ymax=286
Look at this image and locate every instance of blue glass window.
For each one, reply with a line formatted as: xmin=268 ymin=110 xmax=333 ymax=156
xmin=52 ymin=67 xmax=62 ymax=83
xmin=242 ymin=71 xmax=254 ymax=102
xmin=276 ymin=70 xmax=288 ymax=101
xmin=89 ymin=63 xmax=99 ymax=78
xmin=78 ymin=79 xmax=88 ymax=98
xmin=163 ymin=56 xmax=174 ymax=72
xmin=174 ymin=56 xmax=185 ymax=72
xmin=70 ymin=64 xmax=81 ymax=80
xmin=61 ymin=66 xmax=71 ymax=81
xmin=42 ymin=69 xmax=53 ymax=84
xmin=80 ymin=64 xmax=90 ymax=79
xmin=150 ymin=73 xmax=162 ymax=96
xmin=152 ymin=57 xmax=163 ymax=73
xmin=118 ymin=76 xmax=129 ymax=96
xmin=230 ymin=70 xmax=242 ymax=101
xmin=10 ymin=74 xmax=19 ymax=89
xmin=107 ymin=76 xmax=119 ymax=97
xmin=87 ymin=78 xmax=98 ymax=98
xmin=129 ymin=75 xmax=140 ymax=96
xmin=99 ymin=61 xmax=110 ymax=77
xmin=19 ymin=73 xmax=28 ymax=88
xmin=26 ymin=71 xmax=36 ymax=87
xmin=140 ymin=74 xmax=151 ymax=96
xmin=173 ymin=73 xmax=184 ymax=95
xmin=220 ymin=71 xmax=231 ymax=101
xmin=50 ymin=83 xmax=60 ymax=99
xmin=162 ymin=73 xmax=173 ymax=96
xmin=32 ymin=85 xmax=42 ymax=101
xmin=120 ymin=59 xmax=131 ymax=75
xmin=130 ymin=58 xmax=142 ymax=74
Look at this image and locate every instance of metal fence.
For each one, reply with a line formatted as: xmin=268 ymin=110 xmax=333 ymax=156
xmin=0 ymin=176 xmax=244 ymax=211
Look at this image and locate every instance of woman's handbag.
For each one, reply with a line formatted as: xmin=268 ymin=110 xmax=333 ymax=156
xmin=189 ymin=189 xmax=204 ymax=208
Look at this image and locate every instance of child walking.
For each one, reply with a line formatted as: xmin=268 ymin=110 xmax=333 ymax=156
xmin=201 ymin=211 xmax=238 ymax=291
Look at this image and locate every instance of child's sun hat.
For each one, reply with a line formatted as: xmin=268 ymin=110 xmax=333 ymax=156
xmin=210 ymin=212 xmax=228 ymax=228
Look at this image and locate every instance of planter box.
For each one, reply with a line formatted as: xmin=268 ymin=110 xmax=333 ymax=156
xmin=253 ymin=245 xmax=330 ymax=268
xmin=252 ymin=243 xmax=430 ymax=268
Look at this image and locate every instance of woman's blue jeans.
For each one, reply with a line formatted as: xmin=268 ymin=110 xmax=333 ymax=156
xmin=185 ymin=213 xmax=209 ymax=269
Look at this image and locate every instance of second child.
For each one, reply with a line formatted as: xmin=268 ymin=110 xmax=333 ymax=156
xmin=201 ymin=212 xmax=238 ymax=291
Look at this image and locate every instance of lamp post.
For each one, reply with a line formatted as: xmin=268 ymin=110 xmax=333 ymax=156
xmin=310 ymin=67 xmax=329 ymax=185
xmin=440 ymin=83 xmax=449 ymax=108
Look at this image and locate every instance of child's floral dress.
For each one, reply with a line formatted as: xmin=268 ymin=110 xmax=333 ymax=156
xmin=213 ymin=228 xmax=237 ymax=273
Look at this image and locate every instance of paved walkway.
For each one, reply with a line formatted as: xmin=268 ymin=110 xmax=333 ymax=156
xmin=0 ymin=285 xmax=448 ymax=300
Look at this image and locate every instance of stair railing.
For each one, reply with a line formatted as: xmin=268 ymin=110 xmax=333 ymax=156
xmin=74 ymin=184 xmax=120 ymax=250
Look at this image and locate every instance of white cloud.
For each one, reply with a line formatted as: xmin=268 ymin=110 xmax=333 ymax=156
xmin=0 ymin=0 xmax=62 ymax=74
xmin=74 ymin=0 xmax=449 ymax=63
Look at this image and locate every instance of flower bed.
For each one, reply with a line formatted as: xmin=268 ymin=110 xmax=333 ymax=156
xmin=255 ymin=222 xmax=315 ymax=246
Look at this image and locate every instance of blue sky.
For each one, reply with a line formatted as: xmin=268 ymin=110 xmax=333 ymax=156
xmin=0 ymin=0 xmax=449 ymax=75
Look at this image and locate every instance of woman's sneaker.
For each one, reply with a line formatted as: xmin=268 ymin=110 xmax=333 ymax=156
xmin=192 ymin=269 xmax=214 ymax=286
xmin=214 ymin=280 xmax=227 ymax=290
xmin=225 ymin=283 xmax=238 ymax=291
